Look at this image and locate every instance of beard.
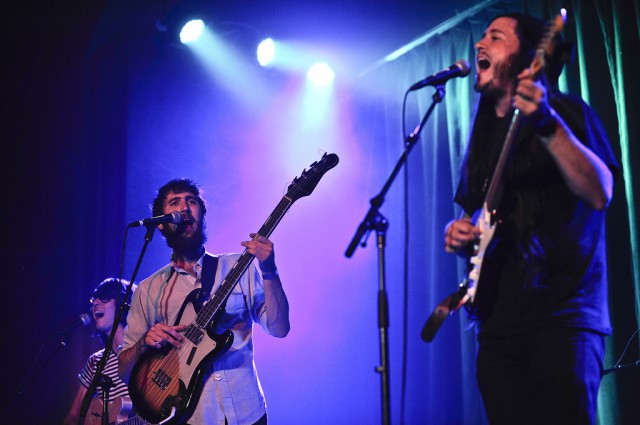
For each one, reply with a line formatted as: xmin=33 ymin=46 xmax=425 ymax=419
xmin=474 ymin=52 xmax=519 ymax=101
xmin=163 ymin=219 xmax=207 ymax=254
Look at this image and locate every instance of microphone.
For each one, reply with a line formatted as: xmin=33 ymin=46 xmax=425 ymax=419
xmin=409 ymin=59 xmax=471 ymax=91
xmin=58 ymin=313 xmax=92 ymax=334
xmin=128 ymin=211 xmax=183 ymax=228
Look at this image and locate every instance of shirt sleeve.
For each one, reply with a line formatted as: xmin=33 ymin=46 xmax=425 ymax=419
xmin=77 ymin=351 xmax=99 ymax=389
xmin=247 ymin=262 xmax=269 ymax=332
xmin=121 ymin=278 xmax=152 ymax=351
xmin=552 ymin=93 xmax=619 ymax=178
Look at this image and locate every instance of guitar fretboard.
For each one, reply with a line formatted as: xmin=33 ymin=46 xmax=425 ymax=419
xmin=195 ymin=195 xmax=293 ymax=329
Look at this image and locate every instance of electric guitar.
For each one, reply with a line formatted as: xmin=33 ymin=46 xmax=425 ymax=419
xmin=421 ymin=13 xmax=566 ymax=342
xmin=128 ymin=153 xmax=339 ymax=424
xmin=86 ymin=396 xmax=149 ymax=425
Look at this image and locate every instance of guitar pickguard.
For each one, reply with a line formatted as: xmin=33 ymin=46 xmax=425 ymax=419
xmin=129 ymin=291 xmax=234 ymax=424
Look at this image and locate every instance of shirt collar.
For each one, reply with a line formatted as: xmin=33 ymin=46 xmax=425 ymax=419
xmin=170 ymin=247 xmax=206 ymax=277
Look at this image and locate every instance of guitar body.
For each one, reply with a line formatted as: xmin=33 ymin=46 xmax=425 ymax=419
xmin=87 ymin=396 xmax=149 ymax=425
xmin=128 ymin=289 xmax=234 ymax=425
xmin=87 ymin=396 xmax=131 ymax=425
xmin=464 ymin=202 xmax=498 ymax=304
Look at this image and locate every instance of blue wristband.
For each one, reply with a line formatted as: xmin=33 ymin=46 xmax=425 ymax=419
xmin=261 ymin=270 xmax=279 ymax=280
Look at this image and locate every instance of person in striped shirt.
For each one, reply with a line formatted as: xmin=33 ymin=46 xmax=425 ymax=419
xmin=63 ymin=278 xmax=137 ymax=425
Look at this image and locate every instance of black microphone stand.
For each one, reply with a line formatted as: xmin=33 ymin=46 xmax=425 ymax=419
xmin=98 ymin=375 xmax=113 ymax=425
xmin=78 ymin=224 xmax=157 ymax=424
xmin=345 ymin=85 xmax=446 ymax=425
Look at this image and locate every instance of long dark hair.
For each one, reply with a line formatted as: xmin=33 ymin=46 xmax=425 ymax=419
xmin=493 ymin=12 xmax=568 ymax=88
xmin=465 ymin=12 xmax=565 ymax=217
xmin=463 ymin=13 xmax=567 ymax=290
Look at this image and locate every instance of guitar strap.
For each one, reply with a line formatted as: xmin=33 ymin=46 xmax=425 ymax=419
xmin=196 ymin=253 xmax=219 ymax=308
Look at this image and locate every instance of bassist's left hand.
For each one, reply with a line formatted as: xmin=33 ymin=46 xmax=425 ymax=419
xmin=241 ymin=233 xmax=277 ymax=273
xmin=242 ymin=233 xmax=290 ymax=337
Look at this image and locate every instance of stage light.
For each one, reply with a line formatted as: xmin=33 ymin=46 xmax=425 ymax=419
xmin=306 ymin=62 xmax=335 ymax=87
xmin=180 ymin=19 xmax=205 ymax=44
xmin=257 ymin=38 xmax=276 ymax=67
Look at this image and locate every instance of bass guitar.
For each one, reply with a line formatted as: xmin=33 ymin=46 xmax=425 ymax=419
xmin=422 ymin=13 xmax=566 ymax=342
xmin=128 ymin=153 xmax=339 ymax=424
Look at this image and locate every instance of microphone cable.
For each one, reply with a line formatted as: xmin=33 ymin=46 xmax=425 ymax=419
xmin=604 ymin=327 xmax=640 ymax=375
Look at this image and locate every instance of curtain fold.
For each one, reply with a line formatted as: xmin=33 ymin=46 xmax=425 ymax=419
xmin=595 ymin=0 xmax=640 ymax=324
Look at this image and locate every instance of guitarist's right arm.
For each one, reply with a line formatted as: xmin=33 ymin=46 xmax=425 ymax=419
xmin=118 ymin=323 xmax=186 ymax=383
xmin=444 ymin=213 xmax=480 ymax=255
xmin=514 ymin=68 xmax=614 ymax=211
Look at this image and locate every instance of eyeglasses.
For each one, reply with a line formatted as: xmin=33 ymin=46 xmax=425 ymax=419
xmin=90 ymin=297 xmax=113 ymax=304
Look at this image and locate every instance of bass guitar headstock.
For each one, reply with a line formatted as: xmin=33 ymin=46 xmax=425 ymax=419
xmin=286 ymin=153 xmax=339 ymax=202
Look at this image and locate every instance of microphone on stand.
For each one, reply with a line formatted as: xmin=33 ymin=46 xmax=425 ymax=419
xmin=409 ymin=59 xmax=471 ymax=91
xmin=58 ymin=313 xmax=92 ymax=334
xmin=128 ymin=211 xmax=183 ymax=228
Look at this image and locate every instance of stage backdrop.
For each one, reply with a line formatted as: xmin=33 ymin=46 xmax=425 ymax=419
xmin=3 ymin=1 xmax=638 ymax=424
xmin=119 ymin=1 xmax=640 ymax=423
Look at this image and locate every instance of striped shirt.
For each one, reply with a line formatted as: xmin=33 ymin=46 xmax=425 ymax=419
xmin=78 ymin=348 xmax=129 ymax=400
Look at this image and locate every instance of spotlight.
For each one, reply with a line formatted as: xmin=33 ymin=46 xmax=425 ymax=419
xmin=257 ymin=38 xmax=276 ymax=67
xmin=307 ymin=62 xmax=335 ymax=87
xmin=180 ymin=19 xmax=205 ymax=44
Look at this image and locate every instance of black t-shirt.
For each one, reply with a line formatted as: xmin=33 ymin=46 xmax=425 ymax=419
xmin=454 ymin=93 xmax=618 ymax=337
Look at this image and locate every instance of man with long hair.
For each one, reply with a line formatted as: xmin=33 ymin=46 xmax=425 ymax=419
xmin=444 ymin=13 xmax=617 ymax=424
